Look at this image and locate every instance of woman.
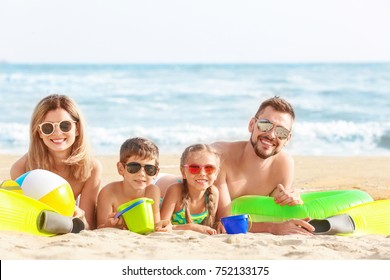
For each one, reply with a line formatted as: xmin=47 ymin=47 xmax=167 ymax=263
xmin=10 ymin=94 xmax=102 ymax=229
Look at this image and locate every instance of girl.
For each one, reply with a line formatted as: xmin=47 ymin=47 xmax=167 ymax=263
xmin=10 ymin=94 xmax=102 ymax=229
xmin=160 ymin=144 xmax=220 ymax=235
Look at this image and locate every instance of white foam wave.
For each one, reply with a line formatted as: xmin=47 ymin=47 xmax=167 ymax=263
xmin=290 ymin=121 xmax=390 ymax=156
xmin=1 ymin=120 xmax=389 ymax=156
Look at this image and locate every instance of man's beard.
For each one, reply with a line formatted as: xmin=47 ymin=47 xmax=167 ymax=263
xmin=250 ymin=134 xmax=279 ymax=159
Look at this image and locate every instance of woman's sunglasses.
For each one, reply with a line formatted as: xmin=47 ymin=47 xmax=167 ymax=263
xmin=183 ymin=164 xmax=217 ymax=175
xmin=124 ymin=162 xmax=158 ymax=176
xmin=255 ymin=118 xmax=290 ymax=140
xmin=38 ymin=120 xmax=77 ymax=136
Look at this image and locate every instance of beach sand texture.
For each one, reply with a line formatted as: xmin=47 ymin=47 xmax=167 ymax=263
xmin=1 ymin=154 xmax=390 ymax=260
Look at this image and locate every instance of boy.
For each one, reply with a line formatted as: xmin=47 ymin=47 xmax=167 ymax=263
xmin=97 ymin=137 xmax=166 ymax=230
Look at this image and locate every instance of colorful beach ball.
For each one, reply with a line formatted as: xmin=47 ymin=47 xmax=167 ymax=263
xmin=15 ymin=169 xmax=75 ymax=216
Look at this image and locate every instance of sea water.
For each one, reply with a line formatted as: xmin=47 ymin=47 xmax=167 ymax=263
xmin=1 ymin=63 xmax=389 ymax=156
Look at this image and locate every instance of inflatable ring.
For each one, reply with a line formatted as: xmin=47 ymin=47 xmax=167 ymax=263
xmin=231 ymin=190 xmax=373 ymax=222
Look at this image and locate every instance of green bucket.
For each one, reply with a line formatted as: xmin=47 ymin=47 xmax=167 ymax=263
xmin=116 ymin=197 xmax=154 ymax=234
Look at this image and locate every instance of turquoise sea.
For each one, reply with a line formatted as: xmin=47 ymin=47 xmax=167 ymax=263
xmin=1 ymin=63 xmax=389 ymax=156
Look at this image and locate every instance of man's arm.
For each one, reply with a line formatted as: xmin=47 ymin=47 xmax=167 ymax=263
xmin=250 ymin=218 xmax=314 ymax=235
xmin=270 ymin=153 xmax=303 ymax=206
xmin=271 ymin=184 xmax=303 ymax=206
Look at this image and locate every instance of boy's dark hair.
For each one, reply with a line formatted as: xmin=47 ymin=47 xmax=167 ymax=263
xmin=120 ymin=137 xmax=159 ymax=165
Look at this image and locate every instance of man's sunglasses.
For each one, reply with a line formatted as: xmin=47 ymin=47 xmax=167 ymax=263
xmin=255 ymin=118 xmax=290 ymax=140
xmin=124 ymin=162 xmax=158 ymax=176
xmin=38 ymin=120 xmax=77 ymax=136
xmin=183 ymin=164 xmax=217 ymax=175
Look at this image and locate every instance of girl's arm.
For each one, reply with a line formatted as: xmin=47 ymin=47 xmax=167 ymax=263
xmin=172 ymin=223 xmax=217 ymax=235
xmin=78 ymin=159 xmax=102 ymax=229
xmin=160 ymin=184 xmax=217 ymax=235
xmin=210 ymin=185 xmax=220 ymax=220
xmin=160 ymin=183 xmax=182 ymax=221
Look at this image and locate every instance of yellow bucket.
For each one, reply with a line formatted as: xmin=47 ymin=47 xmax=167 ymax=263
xmin=116 ymin=197 xmax=154 ymax=234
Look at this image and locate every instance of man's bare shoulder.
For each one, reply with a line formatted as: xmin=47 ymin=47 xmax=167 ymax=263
xmin=212 ymin=141 xmax=247 ymax=172
xmin=273 ymin=150 xmax=294 ymax=166
xmin=267 ymin=151 xmax=294 ymax=182
xmin=212 ymin=141 xmax=246 ymax=158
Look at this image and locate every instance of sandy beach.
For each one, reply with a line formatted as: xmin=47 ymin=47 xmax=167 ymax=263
xmin=1 ymin=154 xmax=390 ymax=260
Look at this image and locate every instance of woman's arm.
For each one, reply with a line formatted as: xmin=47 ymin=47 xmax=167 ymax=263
xmin=10 ymin=154 xmax=28 ymax=180
xmin=79 ymin=159 xmax=102 ymax=229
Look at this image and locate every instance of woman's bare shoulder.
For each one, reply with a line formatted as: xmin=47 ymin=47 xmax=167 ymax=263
xmin=91 ymin=157 xmax=103 ymax=172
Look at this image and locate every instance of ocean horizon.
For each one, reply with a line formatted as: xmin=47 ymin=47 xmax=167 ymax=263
xmin=1 ymin=62 xmax=389 ymax=156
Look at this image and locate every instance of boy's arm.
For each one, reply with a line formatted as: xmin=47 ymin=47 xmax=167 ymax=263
xmin=96 ymin=184 xmax=124 ymax=229
xmin=146 ymin=184 xmax=162 ymax=223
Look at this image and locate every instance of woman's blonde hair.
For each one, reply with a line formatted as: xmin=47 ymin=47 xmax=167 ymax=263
xmin=180 ymin=144 xmax=220 ymax=228
xmin=27 ymin=94 xmax=92 ymax=181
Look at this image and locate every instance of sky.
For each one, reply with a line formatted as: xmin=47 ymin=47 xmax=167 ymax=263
xmin=1 ymin=0 xmax=390 ymax=64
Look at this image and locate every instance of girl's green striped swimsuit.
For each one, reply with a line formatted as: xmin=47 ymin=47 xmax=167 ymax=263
xmin=171 ymin=208 xmax=208 ymax=224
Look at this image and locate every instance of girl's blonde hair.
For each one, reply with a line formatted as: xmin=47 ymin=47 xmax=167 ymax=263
xmin=27 ymin=94 xmax=92 ymax=181
xmin=180 ymin=144 xmax=220 ymax=228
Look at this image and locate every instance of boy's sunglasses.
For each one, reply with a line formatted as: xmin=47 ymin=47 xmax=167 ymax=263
xmin=255 ymin=118 xmax=290 ymax=140
xmin=183 ymin=164 xmax=217 ymax=175
xmin=38 ymin=120 xmax=77 ymax=136
xmin=124 ymin=162 xmax=158 ymax=176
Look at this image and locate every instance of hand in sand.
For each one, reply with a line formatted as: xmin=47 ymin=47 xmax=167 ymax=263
xmin=155 ymin=219 xmax=173 ymax=232
xmin=97 ymin=212 xmax=125 ymax=229
xmin=273 ymin=184 xmax=303 ymax=206
xmin=272 ymin=218 xmax=314 ymax=235
xmin=174 ymin=224 xmax=217 ymax=235
xmin=193 ymin=224 xmax=217 ymax=235
xmin=73 ymin=206 xmax=89 ymax=229
xmin=216 ymin=221 xmax=226 ymax=234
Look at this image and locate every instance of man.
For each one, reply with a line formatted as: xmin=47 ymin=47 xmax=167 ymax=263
xmin=211 ymin=96 xmax=314 ymax=235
